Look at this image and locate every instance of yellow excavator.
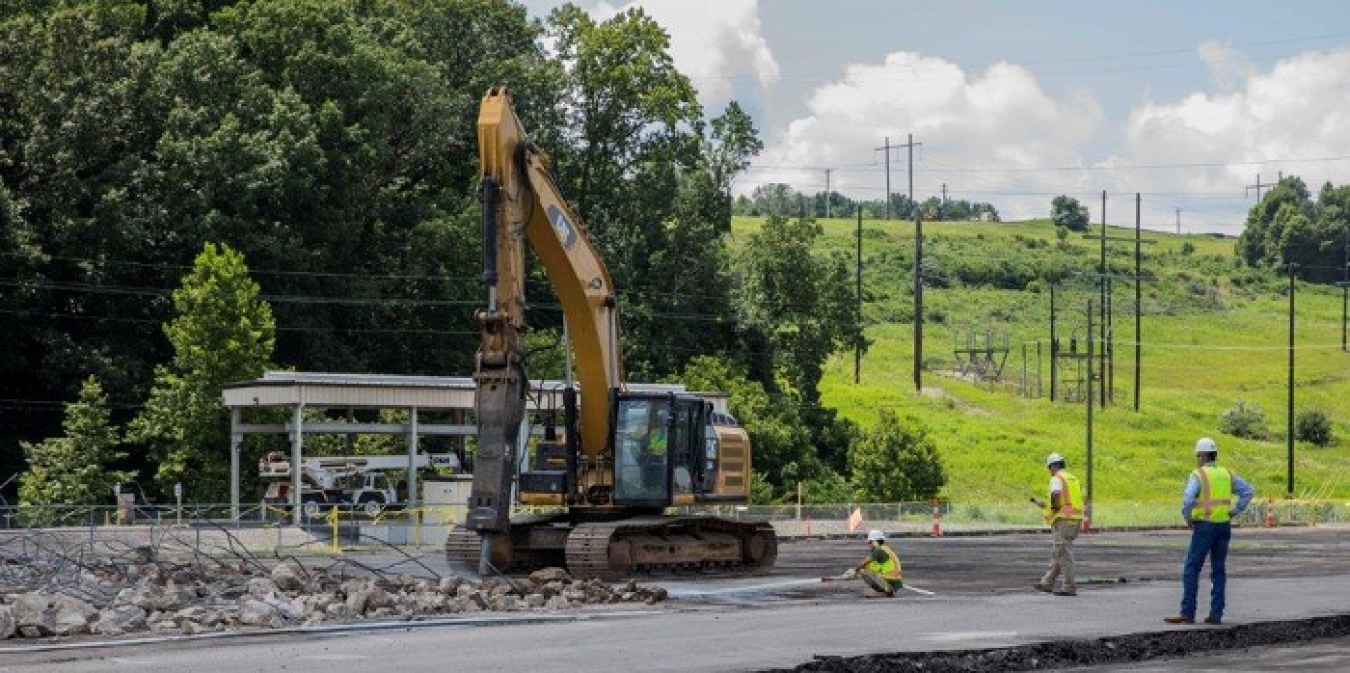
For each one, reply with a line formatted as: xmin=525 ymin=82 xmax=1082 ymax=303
xmin=445 ymin=87 xmax=777 ymax=579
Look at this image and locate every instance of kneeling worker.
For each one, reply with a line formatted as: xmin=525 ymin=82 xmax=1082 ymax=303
xmin=854 ymin=529 xmax=904 ymax=597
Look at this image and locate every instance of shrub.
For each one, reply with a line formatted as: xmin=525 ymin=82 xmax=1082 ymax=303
xmin=1295 ymin=409 xmax=1333 ymax=446
xmin=1220 ymin=400 xmax=1269 ymax=441
xmin=849 ymin=409 xmax=946 ymax=502
xmin=1180 ymin=241 xmax=1195 ymax=256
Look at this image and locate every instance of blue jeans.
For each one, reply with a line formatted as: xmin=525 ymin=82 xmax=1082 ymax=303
xmin=1180 ymin=520 xmax=1232 ymax=620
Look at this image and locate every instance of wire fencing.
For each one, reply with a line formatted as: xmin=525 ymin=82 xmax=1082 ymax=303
xmin=3 ymin=496 xmax=1344 ymax=561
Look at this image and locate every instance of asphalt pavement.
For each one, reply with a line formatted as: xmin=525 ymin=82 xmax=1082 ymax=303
xmin=4 ymin=526 xmax=1348 ymax=672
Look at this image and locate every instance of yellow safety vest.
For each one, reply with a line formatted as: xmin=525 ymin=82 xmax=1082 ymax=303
xmin=648 ymin=429 xmax=667 ymax=457
xmin=866 ymin=543 xmax=903 ymax=581
xmin=1045 ymin=470 xmax=1084 ymax=523
xmin=1191 ymin=465 xmax=1233 ymax=523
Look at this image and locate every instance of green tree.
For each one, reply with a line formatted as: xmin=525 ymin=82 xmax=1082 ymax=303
xmin=128 ymin=242 xmax=275 ymax=501
xmin=547 ymin=4 xmax=701 ymax=226
xmin=0 ymin=1 xmax=558 ymax=479
xmin=749 ymin=183 xmax=800 ymax=217
xmin=674 ymin=354 xmax=831 ymax=500
xmin=19 ymin=376 xmax=132 ymax=507
xmin=702 ymin=100 xmax=763 ymax=208
xmin=1237 ymin=176 xmax=1350 ymax=283
xmin=737 ymin=216 xmax=868 ymax=406
xmin=849 ymin=409 xmax=946 ymax=502
xmin=734 ymin=216 xmax=866 ymax=479
xmin=1050 ymin=195 xmax=1089 ymax=232
xmin=800 ymin=470 xmax=853 ymax=504
xmin=542 ymin=5 xmax=749 ymax=381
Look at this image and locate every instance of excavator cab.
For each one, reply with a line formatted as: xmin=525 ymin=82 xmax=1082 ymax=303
xmin=610 ymin=393 xmax=711 ymax=506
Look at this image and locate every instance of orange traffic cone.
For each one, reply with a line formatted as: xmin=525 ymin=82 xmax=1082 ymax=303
xmin=930 ymin=499 xmax=943 ymax=537
xmin=1264 ymin=496 xmax=1275 ymax=528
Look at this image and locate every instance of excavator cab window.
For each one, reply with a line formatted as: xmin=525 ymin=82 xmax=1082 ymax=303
xmin=613 ymin=397 xmax=672 ymax=504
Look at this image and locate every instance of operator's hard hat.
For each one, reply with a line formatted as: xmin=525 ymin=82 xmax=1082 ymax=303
xmin=1045 ymin=452 xmax=1066 ymax=467
xmin=867 ymin=529 xmax=885 ymax=542
xmin=1195 ymin=437 xmax=1218 ymax=454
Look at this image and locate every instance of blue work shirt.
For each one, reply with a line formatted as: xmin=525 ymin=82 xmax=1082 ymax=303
xmin=1181 ymin=465 xmax=1255 ymax=521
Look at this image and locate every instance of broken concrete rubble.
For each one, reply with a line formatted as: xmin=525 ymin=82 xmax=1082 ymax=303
xmin=1 ymin=548 xmax=668 ymax=641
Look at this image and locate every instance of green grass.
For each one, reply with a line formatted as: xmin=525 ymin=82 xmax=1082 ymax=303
xmin=733 ymin=215 xmax=1350 ymax=505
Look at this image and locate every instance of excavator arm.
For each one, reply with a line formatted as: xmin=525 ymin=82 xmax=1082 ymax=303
xmin=466 ymin=87 xmax=621 ymax=535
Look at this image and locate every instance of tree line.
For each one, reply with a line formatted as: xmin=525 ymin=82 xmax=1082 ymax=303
xmin=735 ymin=183 xmax=1000 ymax=222
xmin=0 ymin=1 xmax=943 ymax=507
xmin=1236 ymin=176 xmax=1350 ymax=284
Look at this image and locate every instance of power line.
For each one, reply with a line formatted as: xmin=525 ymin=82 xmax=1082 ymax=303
xmin=0 ymin=251 xmax=484 ymax=283
xmin=747 ymin=153 xmax=1350 ymax=176
xmin=689 ymin=39 xmax=1350 ymax=87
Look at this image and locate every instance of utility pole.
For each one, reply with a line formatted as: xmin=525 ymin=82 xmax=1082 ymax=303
xmin=940 ymin=183 xmax=948 ymax=220
xmin=1342 ymin=230 xmax=1349 ymax=352
xmin=876 ymin=136 xmax=892 ymax=220
xmin=1287 ymin=262 xmax=1297 ymax=497
xmin=1099 ymin=189 xmax=1108 ymax=406
xmin=879 ymin=134 xmax=923 ymax=220
xmin=1246 ymin=174 xmax=1268 ymax=200
xmin=906 ymin=133 xmax=921 ymax=217
xmin=855 ymin=208 xmax=863 ymax=383
xmin=914 ymin=211 xmax=924 ymax=392
xmin=1175 ymin=207 xmax=1181 ymax=235
xmin=825 ymin=168 xmax=833 ymax=219
xmin=1085 ymin=299 xmax=1095 ymax=531
xmin=1049 ymin=283 xmax=1057 ymax=402
xmin=1135 ymin=194 xmax=1142 ymax=412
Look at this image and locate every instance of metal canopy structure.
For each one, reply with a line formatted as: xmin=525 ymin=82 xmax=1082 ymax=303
xmin=221 ymin=372 xmax=696 ymax=523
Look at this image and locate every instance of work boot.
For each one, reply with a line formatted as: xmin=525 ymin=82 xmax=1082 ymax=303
xmin=1163 ymin=614 xmax=1195 ymax=624
xmin=1053 ymin=589 xmax=1077 ymax=597
xmin=1032 ymin=583 xmax=1053 ymax=593
xmin=1203 ymin=616 xmax=1222 ymax=625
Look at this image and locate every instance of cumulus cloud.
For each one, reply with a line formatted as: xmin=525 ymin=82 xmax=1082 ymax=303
xmin=1116 ymin=48 xmax=1350 ymax=229
xmin=1197 ymin=41 xmax=1256 ymax=91
xmin=746 ymin=52 xmax=1105 ymax=220
xmin=585 ymin=0 xmax=779 ymax=103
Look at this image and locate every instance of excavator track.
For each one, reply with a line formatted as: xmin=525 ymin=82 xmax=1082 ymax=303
xmin=445 ymin=513 xmax=570 ymax=574
xmin=445 ymin=525 xmax=487 ymax=572
xmin=565 ymin=516 xmax=778 ymax=581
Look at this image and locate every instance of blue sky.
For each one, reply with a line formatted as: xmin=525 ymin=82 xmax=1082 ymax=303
xmin=519 ymin=1 xmax=1350 ymax=233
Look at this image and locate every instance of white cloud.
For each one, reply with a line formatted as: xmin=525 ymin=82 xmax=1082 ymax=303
xmin=1197 ymin=41 xmax=1255 ymax=91
xmin=1116 ymin=48 xmax=1350 ymax=229
xmin=579 ymin=0 xmax=779 ymax=104
xmin=746 ymin=52 xmax=1105 ymax=220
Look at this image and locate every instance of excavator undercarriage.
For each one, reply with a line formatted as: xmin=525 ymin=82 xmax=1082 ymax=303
xmin=445 ymin=515 xmax=777 ymax=581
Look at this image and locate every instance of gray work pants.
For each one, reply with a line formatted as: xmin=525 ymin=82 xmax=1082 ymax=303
xmin=1039 ymin=518 xmax=1081 ymax=591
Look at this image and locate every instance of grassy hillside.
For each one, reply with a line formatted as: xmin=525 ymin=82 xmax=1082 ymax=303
xmin=731 ymin=215 xmax=1350 ymax=506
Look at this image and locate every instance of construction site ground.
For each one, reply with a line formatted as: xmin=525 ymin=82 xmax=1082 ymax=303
xmin=5 ymin=525 xmax=1349 ymax=672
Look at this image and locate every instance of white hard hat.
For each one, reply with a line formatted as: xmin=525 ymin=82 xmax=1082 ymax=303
xmin=867 ymin=529 xmax=885 ymax=542
xmin=1195 ymin=437 xmax=1218 ymax=454
xmin=1045 ymin=452 xmax=1065 ymax=466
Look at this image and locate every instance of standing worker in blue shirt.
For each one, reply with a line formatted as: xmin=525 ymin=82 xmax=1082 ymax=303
xmin=1164 ymin=437 xmax=1255 ymax=625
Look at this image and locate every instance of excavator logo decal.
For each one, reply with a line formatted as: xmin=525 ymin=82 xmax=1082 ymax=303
xmin=547 ymin=205 xmax=578 ymax=250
